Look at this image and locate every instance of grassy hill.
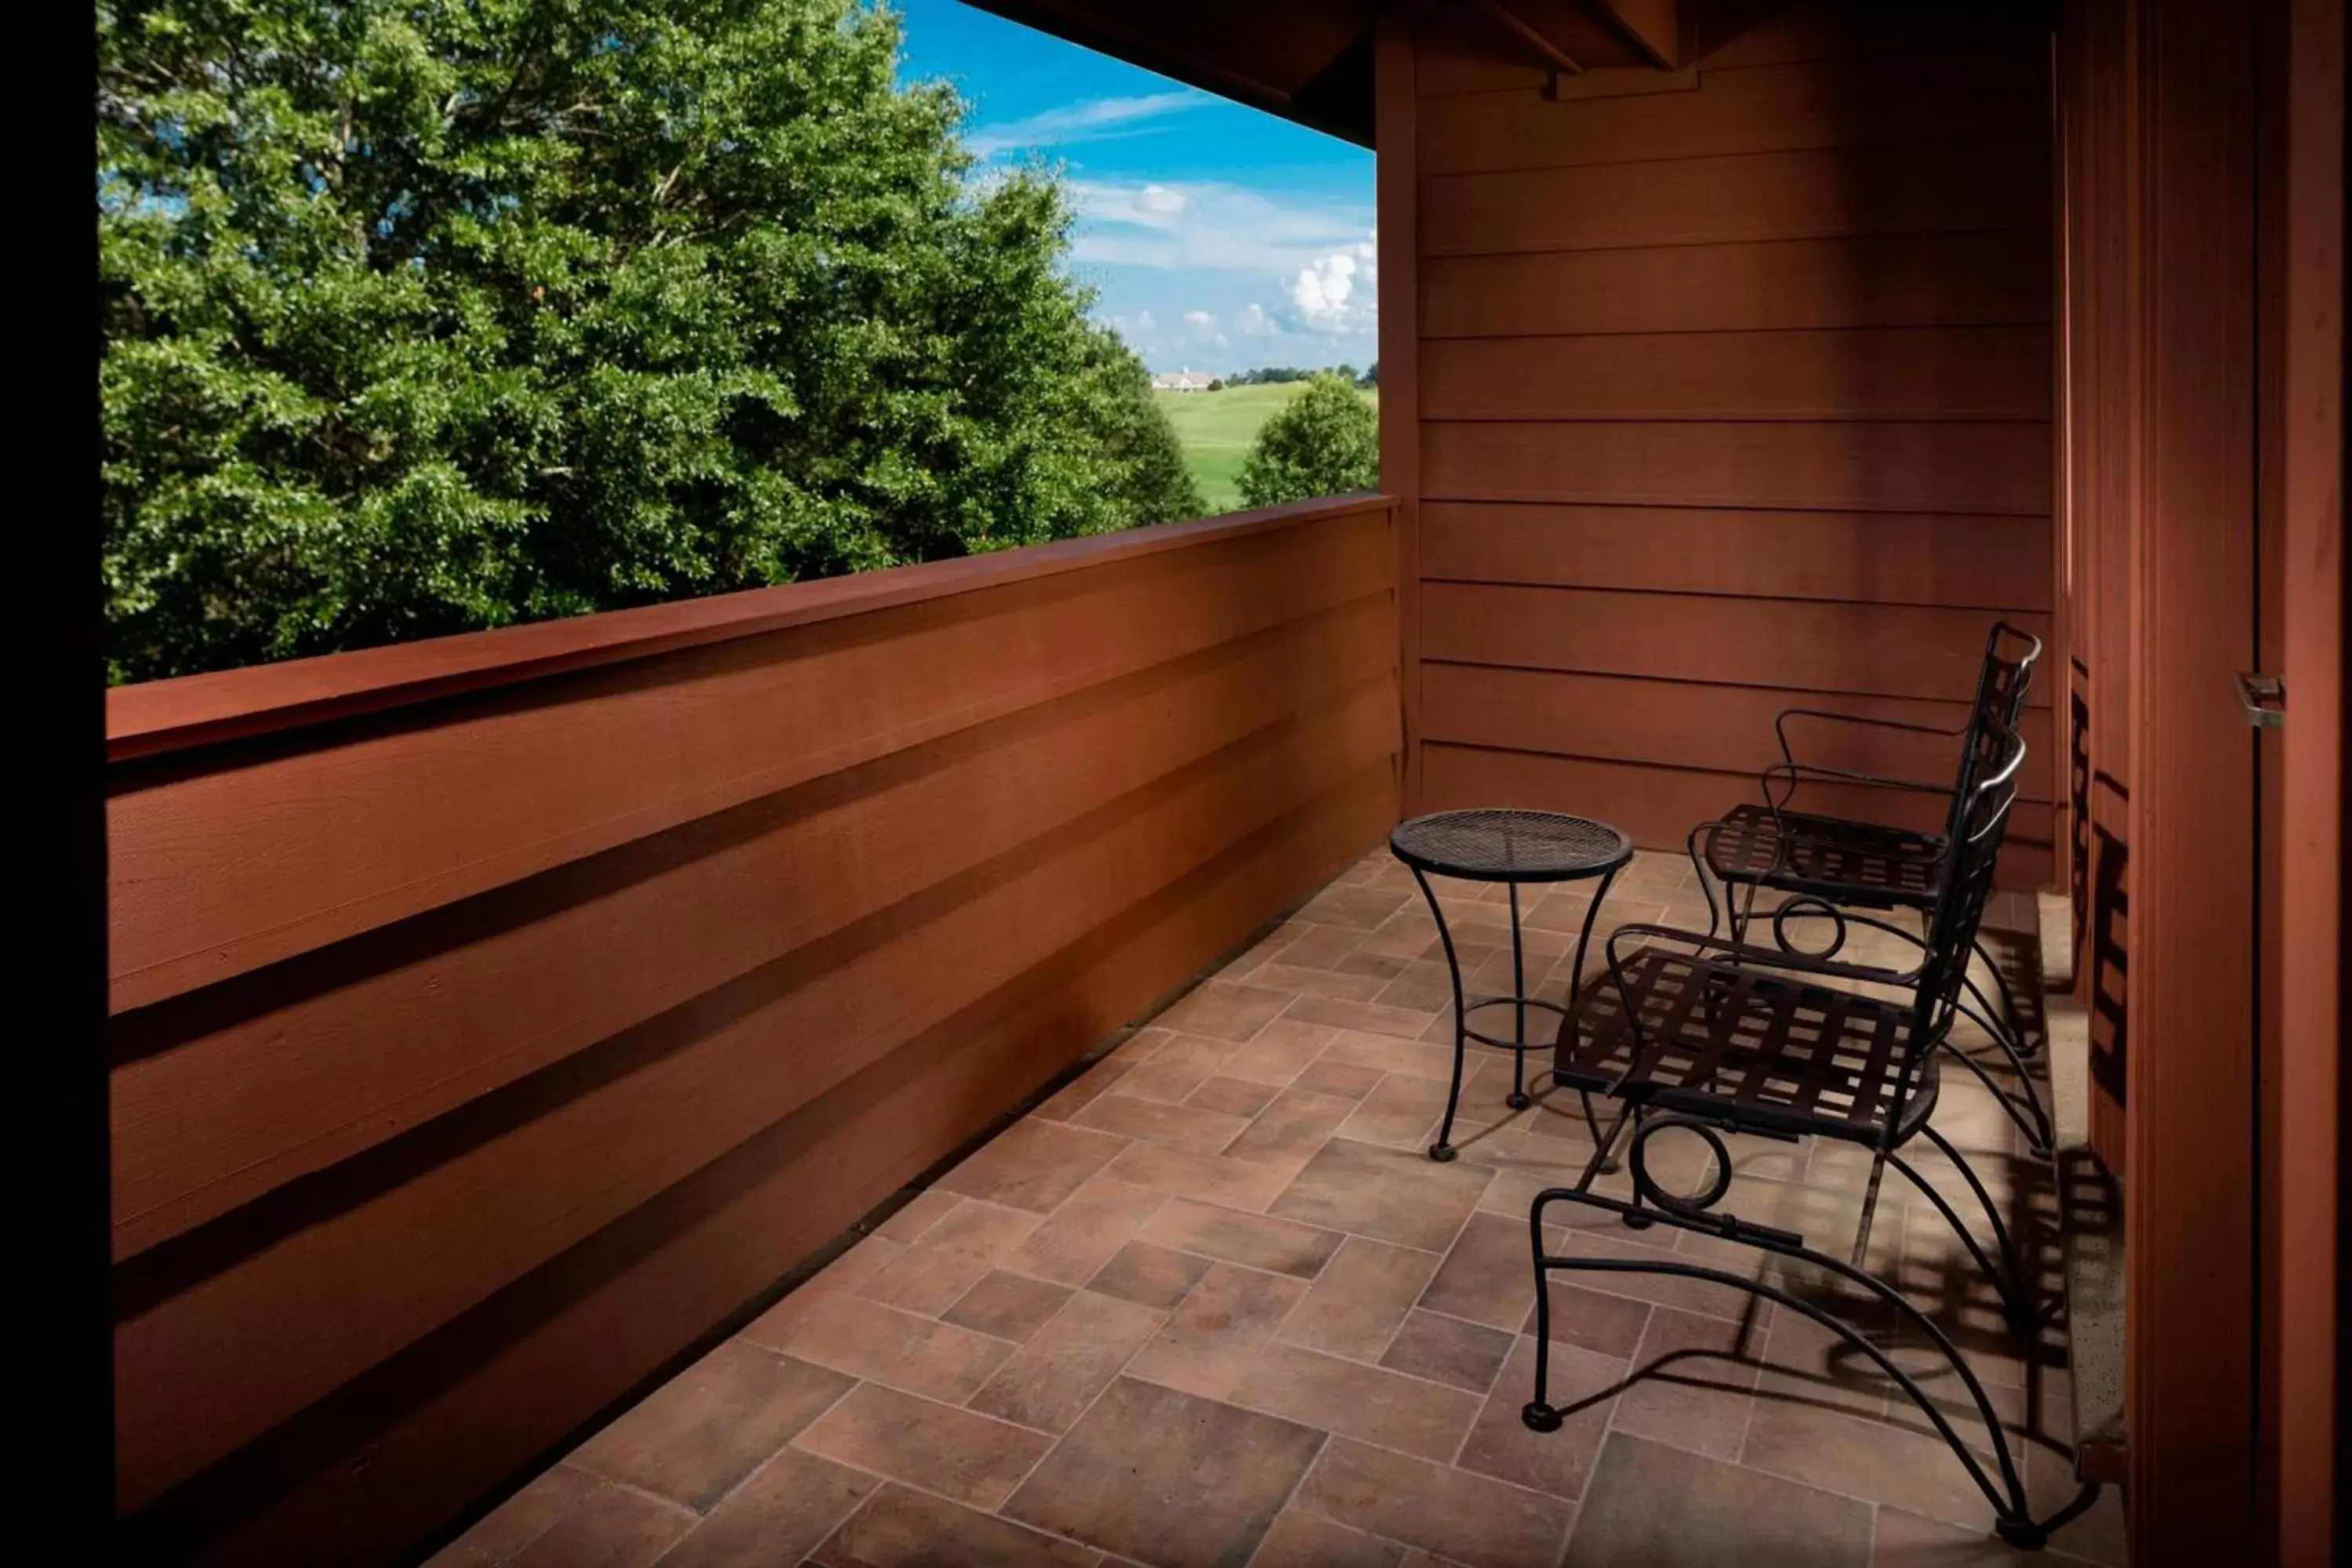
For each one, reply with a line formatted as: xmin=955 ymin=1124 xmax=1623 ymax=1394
xmin=1154 ymin=383 xmax=1378 ymax=513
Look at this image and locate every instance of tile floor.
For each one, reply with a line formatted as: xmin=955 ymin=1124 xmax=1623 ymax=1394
xmin=433 ymin=847 xmax=2128 ymax=1568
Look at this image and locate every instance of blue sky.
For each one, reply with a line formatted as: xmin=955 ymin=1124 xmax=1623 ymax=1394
xmin=894 ymin=1 xmax=1377 ymax=376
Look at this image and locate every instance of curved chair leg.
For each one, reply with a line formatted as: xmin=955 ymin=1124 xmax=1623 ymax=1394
xmin=1885 ymin=1139 xmax=2036 ymax=1335
xmin=1971 ymin=932 xmax=2039 ymax=1061
xmin=1525 ymin=1181 xmax=2085 ymax=1549
xmin=1949 ymin=998 xmax=2055 ymax=1156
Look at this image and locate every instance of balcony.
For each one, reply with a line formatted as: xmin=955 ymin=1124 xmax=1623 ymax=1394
xmin=424 ymin=843 xmax=2126 ymax=1568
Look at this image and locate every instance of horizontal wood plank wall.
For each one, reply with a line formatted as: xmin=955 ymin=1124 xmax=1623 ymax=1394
xmin=104 ymin=497 xmax=1400 ymax=1563
xmin=1410 ymin=1 xmax=2056 ymax=884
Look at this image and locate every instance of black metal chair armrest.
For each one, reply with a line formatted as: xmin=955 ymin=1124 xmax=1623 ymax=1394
xmin=1602 ymin=922 xmax=1915 ymax=991
xmin=1774 ymin=707 xmax=1967 ymax=775
xmin=1760 ymin=761 xmax=1955 ymax=814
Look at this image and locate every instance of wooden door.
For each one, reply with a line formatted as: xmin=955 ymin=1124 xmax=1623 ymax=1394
xmin=2123 ymin=0 xmax=2261 ymax=1558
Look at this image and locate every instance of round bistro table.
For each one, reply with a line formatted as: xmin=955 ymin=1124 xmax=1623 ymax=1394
xmin=1388 ymin=808 xmax=1634 ymax=1162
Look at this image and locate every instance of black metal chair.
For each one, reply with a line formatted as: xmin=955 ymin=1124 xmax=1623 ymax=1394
xmin=1691 ymin=621 xmax=2051 ymax=1154
xmin=1524 ymin=723 xmax=2097 ymax=1551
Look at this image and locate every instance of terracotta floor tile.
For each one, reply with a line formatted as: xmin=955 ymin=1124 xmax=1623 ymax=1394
xmin=1556 ymin=1228 xmax=1764 ymax=1323
xmin=1421 ymin=1211 xmax=1544 ymax=1333
xmin=1222 ymin=1086 xmax=1359 ymax=1167
xmin=1112 ymin=1033 xmax=1246 ymax=1104
xmin=1476 ymin=1162 xmax=1587 ymax=1223
xmin=654 ymin=1451 xmax=877 ymax=1568
xmin=1003 ymin=1376 xmax=1325 ymax=1568
xmin=1186 ymin=1074 xmax=1280 ymax=1119
xmin=967 ymin=1287 xmax=1167 ymax=1433
xmin=445 ymin=1463 xmax=602 ymax=1561
xmin=1280 ymin=1236 xmax=1440 ymax=1360
xmin=1284 ymin=993 xmax=1440 ymax=1042
xmin=1221 ymin=1018 xmax=1344 ymax=1086
xmin=1380 ymin=1309 xmax=1514 ymax=1393
xmin=873 ymin=1188 xmax=964 ymax=1243
xmin=1457 ymin=1335 xmax=1623 ymax=1501
xmin=1610 ymin=1305 xmax=1762 ymax=1462
xmin=1869 ymin=1504 xmax=2104 ymax=1567
xmin=1031 ymin=1051 xmax=1137 ymax=1123
xmin=1269 ymin=1138 xmax=1493 ymax=1254
xmin=1273 ymin=921 xmax=1375 ymax=971
xmin=1127 ymin=1262 xmax=1308 ymax=1400
xmin=1374 ymin=961 xmax=1459 ymax=1014
xmin=1294 ymin=1436 xmax=1576 ymax=1568
xmin=1299 ymin=884 xmax=1415 ymax=931
xmin=852 ymin=1199 xmax=1040 ymax=1317
xmin=1757 ymin=1301 xmax=1907 ymax=1420
xmin=792 ymin=1381 xmax=1052 ymax=1510
xmin=1248 ymin=1508 xmax=1406 ymax=1568
xmin=942 ymin=1269 xmax=1076 ymax=1343
xmin=1086 ymin=1240 xmax=1214 ymax=1309
xmin=1563 ymin=1432 xmax=1871 ymax=1567
xmin=1139 ymin=1197 xmax=1344 ymax=1279
xmin=1292 ymin=1057 xmax=1387 ymax=1100
xmin=506 ymin=1475 xmax=694 ymax=1568
xmin=936 ymin=1118 xmax=1129 ymax=1214
xmin=1232 ymin=1338 xmax=1480 ymax=1461
xmin=1101 ymin=1142 xmax=1298 ymax=1211
xmin=1253 ymin=961 xmax=1396 ymax=1002
xmin=1071 ymin=1091 xmax=1254 ymax=1156
xmin=1335 ymin=946 xmax=1411 ymax=982
xmin=1001 ymin=1176 xmax=1167 ymax=1286
xmin=1316 ymin=1025 xmax=1459 ymax=1079
xmin=1338 ymin=1071 xmax=1451 ymax=1151
xmin=1526 ymin=1274 xmax=1656 ymax=1362
xmin=566 ymin=1341 xmax=853 ymax=1510
xmin=742 ymin=1292 xmax=1014 ymax=1404
xmin=811 ymin=1483 xmax=1102 ymax=1568
xmin=1741 ymin=1396 xmax=1997 ymax=1531
xmin=1158 ymin=981 xmax=1297 ymax=1043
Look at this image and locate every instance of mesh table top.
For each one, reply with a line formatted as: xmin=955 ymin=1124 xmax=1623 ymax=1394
xmin=1388 ymin=809 xmax=1632 ymax=883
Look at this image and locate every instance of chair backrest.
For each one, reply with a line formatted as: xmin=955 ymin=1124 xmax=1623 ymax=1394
xmin=1890 ymin=720 xmax=2030 ymax=1108
xmin=1938 ymin=622 xmax=2043 ymax=844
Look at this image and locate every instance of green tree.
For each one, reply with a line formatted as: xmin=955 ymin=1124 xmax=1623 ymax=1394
xmin=1236 ymin=373 xmax=1378 ymax=509
xmin=98 ymin=0 xmax=1199 ymax=682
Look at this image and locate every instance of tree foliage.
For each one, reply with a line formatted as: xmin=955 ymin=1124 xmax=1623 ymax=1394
xmin=98 ymin=0 xmax=1199 ymax=682
xmin=1236 ymin=373 xmax=1378 ymax=510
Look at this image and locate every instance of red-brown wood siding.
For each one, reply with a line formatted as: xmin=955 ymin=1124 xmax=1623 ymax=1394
xmin=1401 ymin=2 xmax=2058 ymax=885
xmin=105 ymin=498 xmax=1401 ymax=1563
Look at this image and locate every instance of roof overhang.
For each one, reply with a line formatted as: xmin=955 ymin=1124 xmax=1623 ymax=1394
xmin=960 ymin=1 xmax=1683 ymax=149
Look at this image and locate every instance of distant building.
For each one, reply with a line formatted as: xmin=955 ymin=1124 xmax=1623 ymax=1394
xmin=1151 ymin=369 xmax=1218 ymax=393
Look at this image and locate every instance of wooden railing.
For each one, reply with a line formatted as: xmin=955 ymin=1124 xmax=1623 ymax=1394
xmin=105 ymin=494 xmax=1400 ymax=1563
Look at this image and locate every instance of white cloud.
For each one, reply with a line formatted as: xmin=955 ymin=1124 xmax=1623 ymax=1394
xmin=1289 ymin=233 xmax=1378 ymax=333
xmin=965 ymin=92 xmax=1209 ymax=160
xmin=1234 ymin=302 xmax=1273 ymax=336
xmin=1065 ymin=179 xmax=1375 ymax=286
xmin=1181 ymin=309 xmax=1216 ymax=328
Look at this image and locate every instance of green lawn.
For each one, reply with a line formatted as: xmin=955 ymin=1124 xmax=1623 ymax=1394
xmin=1155 ymin=383 xmax=1378 ymax=514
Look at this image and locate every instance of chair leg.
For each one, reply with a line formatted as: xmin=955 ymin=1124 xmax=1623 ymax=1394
xmin=1947 ymin=996 xmax=2055 ymax=1156
xmin=1885 ymin=1138 xmax=2036 ymax=1335
xmin=1972 ymin=932 xmax=2039 ymax=1061
xmin=1525 ymin=1178 xmax=2089 ymax=1549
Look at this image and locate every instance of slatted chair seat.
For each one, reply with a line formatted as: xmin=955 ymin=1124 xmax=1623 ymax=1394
xmin=1701 ymin=803 xmax=1945 ymax=909
xmin=1553 ymin=945 xmax=1940 ymax=1147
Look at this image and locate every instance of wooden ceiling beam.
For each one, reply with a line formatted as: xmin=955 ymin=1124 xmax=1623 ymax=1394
xmin=1586 ymin=0 xmax=1679 ymax=69
xmin=1470 ymin=0 xmax=1587 ymax=75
